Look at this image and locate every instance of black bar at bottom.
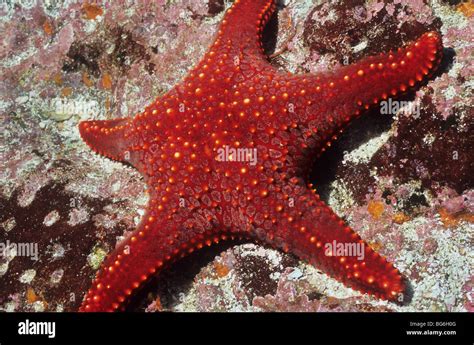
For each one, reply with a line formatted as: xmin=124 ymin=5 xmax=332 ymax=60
xmin=0 ymin=312 xmax=472 ymax=345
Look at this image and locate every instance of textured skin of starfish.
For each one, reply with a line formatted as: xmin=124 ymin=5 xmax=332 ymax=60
xmin=78 ymin=0 xmax=443 ymax=311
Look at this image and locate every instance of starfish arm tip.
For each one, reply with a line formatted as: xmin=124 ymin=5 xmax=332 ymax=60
xmin=78 ymin=118 xmax=130 ymax=162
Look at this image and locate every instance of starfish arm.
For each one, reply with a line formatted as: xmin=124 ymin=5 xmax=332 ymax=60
xmin=183 ymin=0 xmax=277 ymax=87
xmin=274 ymin=32 xmax=443 ymax=149
xmin=80 ymin=218 xmax=172 ymax=312
xmin=79 ymin=118 xmax=132 ymax=162
xmin=215 ymin=0 xmax=276 ymax=57
xmin=79 ymin=114 xmax=161 ymax=172
xmin=79 ymin=211 xmax=225 ymax=312
xmin=260 ymin=183 xmax=405 ymax=302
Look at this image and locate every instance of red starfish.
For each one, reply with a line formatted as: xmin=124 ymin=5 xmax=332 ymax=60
xmin=78 ymin=0 xmax=443 ymax=311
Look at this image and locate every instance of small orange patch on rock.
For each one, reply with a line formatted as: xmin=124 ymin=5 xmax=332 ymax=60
xmin=325 ymin=296 xmax=341 ymax=305
xmin=83 ymin=2 xmax=103 ymax=20
xmin=367 ymin=200 xmax=384 ymax=220
xmin=53 ymin=72 xmax=62 ymax=86
xmin=26 ymin=287 xmax=38 ymax=303
xmin=61 ymin=87 xmax=72 ymax=97
xmin=393 ymin=212 xmax=410 ymax=224
xmin=153 ymin=297 xmax=163 ymax=311
xmin=457 ymin=1 xmax=474 ymax=17
xmin=213 ymin=261 xmax=230 ymax=278
xmin=102 ymin=73 xmax=112 ymax=90
xmin=82 ymin=72 xmax=93 ymax=87
xmin=368 ymin=241 xmax=383 ymax=251
xmin=439 ymin=208 xmax=474 ymax=228
xmin=43 ymin=20 xmax=53 ymax=36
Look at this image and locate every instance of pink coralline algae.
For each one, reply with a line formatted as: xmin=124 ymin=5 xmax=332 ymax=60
xmin=362 ymin=0 xmax=435 ymax=25
xmin=462 ymin=278 xmax=474 ymax=312
xmin=431 ymin=16 xmax=474 ymax=119
xmin=253 ymin=268 xmax=324 ymax=312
